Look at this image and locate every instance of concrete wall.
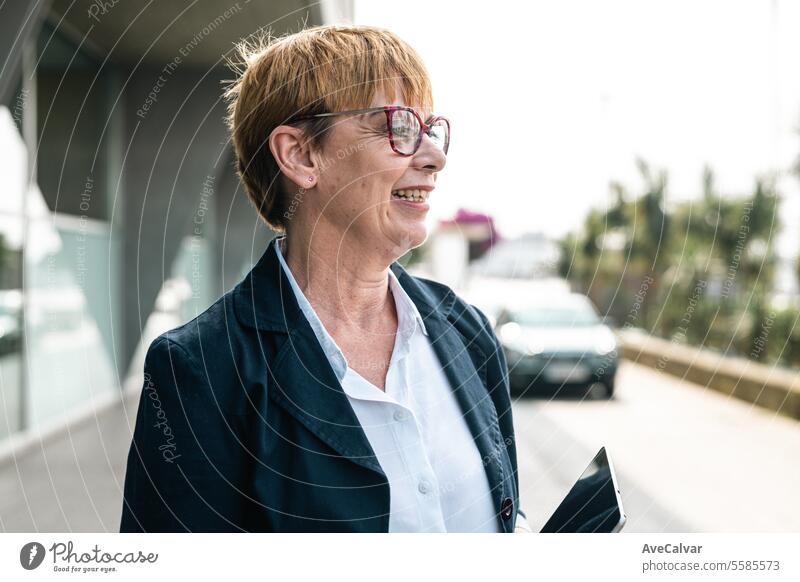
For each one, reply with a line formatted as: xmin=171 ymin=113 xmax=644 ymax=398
xmin=121 ymin=65 xmax=234 ymax=364
xmin=0 ymin=1 xmax=51 ymax=106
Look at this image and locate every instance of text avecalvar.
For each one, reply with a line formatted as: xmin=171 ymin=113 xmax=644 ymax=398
xmin=642 ymin=544 xmax=703 ymax=554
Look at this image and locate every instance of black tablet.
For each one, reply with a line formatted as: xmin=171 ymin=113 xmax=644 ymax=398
xmin=539 ymin=447 xmax=627 ymax=533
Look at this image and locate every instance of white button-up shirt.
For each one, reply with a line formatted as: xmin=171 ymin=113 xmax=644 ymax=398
xmin=275 ymin=237 xmax=502 ymax=532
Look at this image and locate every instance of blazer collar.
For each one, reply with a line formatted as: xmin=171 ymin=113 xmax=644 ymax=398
xmin=233 ymin=237 xmax=456 ymax=333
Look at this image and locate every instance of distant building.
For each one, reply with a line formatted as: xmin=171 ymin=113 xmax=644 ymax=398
xmin=427 ymin=208 xmax=498 ymax=290
xmin=470 ymin=232 xmax=560 ymax=280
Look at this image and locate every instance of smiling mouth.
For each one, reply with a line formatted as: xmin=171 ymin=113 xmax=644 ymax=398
xmin=391 ymin=189 xmax=431 ymax=202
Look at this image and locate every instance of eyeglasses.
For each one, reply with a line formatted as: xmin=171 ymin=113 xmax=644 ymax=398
xmin=291 ymin=105 xmax=450 ymax=156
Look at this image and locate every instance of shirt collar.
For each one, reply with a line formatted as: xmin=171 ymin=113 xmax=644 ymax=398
xmin=273 ymin=236 xmax=428 ymax=385
xmin=387 ymin=266 xmax=428 ymax=337
xmin=274 ymin=237 xmax=348 ymax=381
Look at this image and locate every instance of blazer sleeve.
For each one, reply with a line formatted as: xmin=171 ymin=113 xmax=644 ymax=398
xmin=120 ymin=336 xmax=247 ymax=532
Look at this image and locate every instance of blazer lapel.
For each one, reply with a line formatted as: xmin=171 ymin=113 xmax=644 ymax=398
xmin=424 ymin=315 xmax=504 ymax=493
xmin=267 ymin=325 xmax=386 ymax=476
xmin=233 ymin=241 xmax=385 ymax=477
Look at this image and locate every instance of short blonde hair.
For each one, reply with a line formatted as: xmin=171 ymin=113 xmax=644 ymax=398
xmin=224 ymin=24 xmax=434 ymax=232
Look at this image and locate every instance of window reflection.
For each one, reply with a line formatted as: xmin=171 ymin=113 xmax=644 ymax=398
xmin=0 ymin=106 xmax=25 ymax=439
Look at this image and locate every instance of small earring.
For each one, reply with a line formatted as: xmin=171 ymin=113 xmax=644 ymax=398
xmin=307 ymin=176 xmax=314 ymax=182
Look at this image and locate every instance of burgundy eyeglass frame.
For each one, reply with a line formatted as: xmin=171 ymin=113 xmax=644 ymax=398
xmin=291 ymin=105 xmax=450 ymax=156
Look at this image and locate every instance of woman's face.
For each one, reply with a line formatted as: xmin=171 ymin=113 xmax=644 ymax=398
xmin=310 ymin=87 xmax=447 ymax=261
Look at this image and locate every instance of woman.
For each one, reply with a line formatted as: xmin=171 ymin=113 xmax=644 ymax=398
xmin=120 ymin=24 xmax=531 ymax=533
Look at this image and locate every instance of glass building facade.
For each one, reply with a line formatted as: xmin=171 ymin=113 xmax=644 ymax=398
xmin=0 ymin=19 xmax=227 ymax=444
xmin=0 ymin=22 xmax=124 ymax=441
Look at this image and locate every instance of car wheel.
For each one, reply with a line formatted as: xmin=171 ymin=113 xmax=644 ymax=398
xmin=601 ymin=379 xmax=615 ymax=399
xmin=587 ymin=381 xmax=614 ymax=400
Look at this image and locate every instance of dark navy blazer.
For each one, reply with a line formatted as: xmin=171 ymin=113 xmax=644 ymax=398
xmin=120 ymin=241 xmax=524 ymax=532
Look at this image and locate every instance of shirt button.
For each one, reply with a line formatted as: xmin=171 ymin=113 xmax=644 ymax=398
xmin=393 ymin=409 xmax=407 ymax=422
xmin=418 ymin=480 xmax=431 ymax=495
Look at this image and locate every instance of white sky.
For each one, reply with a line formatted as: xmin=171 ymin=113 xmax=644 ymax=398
xmin=353 ymin=0 xmax=800 ymax=257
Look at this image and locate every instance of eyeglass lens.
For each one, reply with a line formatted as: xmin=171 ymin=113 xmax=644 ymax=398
xmin=390 ymin=109 xmax=448 ymax=155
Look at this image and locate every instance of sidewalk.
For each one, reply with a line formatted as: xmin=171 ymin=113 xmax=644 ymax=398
xmin=0 ymin=392 xmax=137 ymax=532
xmin=0 ymin=298 xmax=200 ymax=532
xmin=620 ymin=328 xmax=800 ymax=421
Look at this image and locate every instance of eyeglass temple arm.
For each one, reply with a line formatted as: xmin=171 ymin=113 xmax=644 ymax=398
xmin=293 ymin=106 xmax=388 ymax=121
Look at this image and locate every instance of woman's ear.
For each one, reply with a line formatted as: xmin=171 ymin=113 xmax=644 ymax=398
xmin=269 ymin=125 xmax=316 ymax=189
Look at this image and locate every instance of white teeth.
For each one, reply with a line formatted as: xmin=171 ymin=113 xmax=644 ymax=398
xmin=391 ymin=189 xmax=430 ymax=202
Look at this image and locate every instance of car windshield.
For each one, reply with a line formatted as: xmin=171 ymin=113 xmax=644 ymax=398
xmin=511 ymin=303 xmax=600 ymax=327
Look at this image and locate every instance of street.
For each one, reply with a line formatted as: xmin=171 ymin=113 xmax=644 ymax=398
xmin=514 ymin=361 xmax=800 ymax=533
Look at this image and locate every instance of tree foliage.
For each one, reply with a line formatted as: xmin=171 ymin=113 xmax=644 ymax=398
xmin=560 ymin=160 xmax=791 ymax=366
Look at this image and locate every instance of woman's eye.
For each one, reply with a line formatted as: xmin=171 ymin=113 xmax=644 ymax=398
xmin=393 ymin=123 xmax=414 ymax=137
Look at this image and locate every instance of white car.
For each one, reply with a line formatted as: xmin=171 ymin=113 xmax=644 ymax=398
xmin=495 ymin=293 xmax=618 ymax=398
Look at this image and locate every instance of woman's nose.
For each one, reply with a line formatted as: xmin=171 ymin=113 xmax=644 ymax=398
xmin=413 ymin=134 xmax=447 ymax=172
